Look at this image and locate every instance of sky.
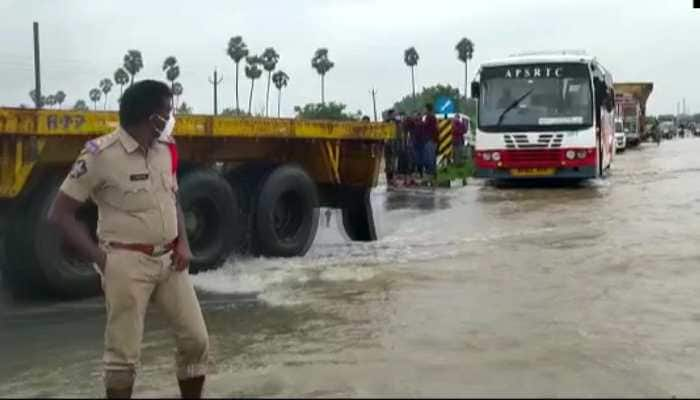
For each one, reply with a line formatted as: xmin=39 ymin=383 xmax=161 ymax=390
xmin=0 ymin=0 xmax=698 ymax=117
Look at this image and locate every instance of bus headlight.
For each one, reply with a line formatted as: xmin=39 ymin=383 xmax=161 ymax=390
xmin=491 ymin=152 xmax=501 ymax=161
xmin=565 ymin=150 xmax=576 ymax=160
xmin=577 ymin=151 xmax=587 ymax=159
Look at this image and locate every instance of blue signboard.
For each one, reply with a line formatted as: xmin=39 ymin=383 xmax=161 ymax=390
xmin=435 ymin=96 xmax=455 ymax=114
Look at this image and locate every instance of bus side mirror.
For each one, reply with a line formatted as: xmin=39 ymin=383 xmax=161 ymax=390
xmin=470 ymin=81 xmax=480 ymax=99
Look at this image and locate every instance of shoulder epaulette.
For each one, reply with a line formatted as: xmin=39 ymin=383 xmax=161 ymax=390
xmin=84 ymin=131 xmax=120 ymax=154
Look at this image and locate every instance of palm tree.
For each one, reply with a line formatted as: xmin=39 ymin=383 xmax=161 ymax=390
xmin=455 ymin=38 xmax=475 ymax=98
xmin=73 ymin=99 xmax=89 ymax=111
xmin=244 ymin=55 xmax=263 ymax=115
xmin=29 ymin=89 xmax=43 ymax=108
xmin=89 ymin=88 xmax=102 ymax=111
xmin=99 ymin=78 xmax=113 ymax=110
xmin=260 ymin=47 xmax=280 ymax=117
xmin=162 ymin=56 xmax=180 ymax=92
xmin=45 ymin=94 xmax=56 ymax=109
xmin=123 ymin=49 xmax=143 ymax=87
xmin=272 ymin=70 xmax=289 ymax=118
xmin=55 ymin=91 xmax=66 ymax=109
xmin=114 ymin=67 xmax=130 ymax=97
xmin=404 ymin=47 xmax=419 ymax=104
xmin=311 ymin=48 xmax=334 ymax=105
xmin=173 ymin=82 xmax=183 ymax=109
xmin=226 ymin=36 xmax=249 ymax=114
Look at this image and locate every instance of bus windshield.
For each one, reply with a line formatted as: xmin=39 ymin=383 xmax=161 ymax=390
xmin=478 ymin=63 xmax=593 ymax=132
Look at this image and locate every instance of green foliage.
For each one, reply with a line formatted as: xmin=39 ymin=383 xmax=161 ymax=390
xmin=392 ymin=84 xmax=477 ymax=117
xmin=220 ymin=108 xmax=251 ymax=117
xmin=272 ymin=71 xmax=289 ymax=90
xmin=89 ymin=88 xmax=101 ymax=110
xmin=261 ymin=47 xmax=280 ymax=72
xmin=176 ymin=101 xmax=192 ymax=115
xmin=293 ymin=102 xmax=357 ymax=121
xmin=404 ymin=47 xmax=419 ymax=67
xmin=163 ymin=56 xmax=180 ymax=84
xmin=55 ymin=90 xmax=66 ymax=108
xmin=73 ymin=99 xmax=89 ymax=111
xmin=123 ymin=50 xmax=143 ymax=86
xmin=455 ymin=38 xmax=474 ymax=63
xmin=311 ymin=48 xmax=334 ymax=76
xmin=226 ymin=36 xmax=249 ymax=63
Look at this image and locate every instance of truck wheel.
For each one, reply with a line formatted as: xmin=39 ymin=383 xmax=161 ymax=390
xmin=341 ymin=188 xmax=378 ymax=242
xmin=178 ymin=168 xmax=238 ymax=273
xmin=224 ymin=163 xmax=274 ymax=256
xmin=254 ymin=165 xmax=319 ymax=257
xmin=3 ymin=174 xmax=101 ymax=299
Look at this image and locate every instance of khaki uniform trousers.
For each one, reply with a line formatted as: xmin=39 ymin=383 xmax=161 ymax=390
xmin=98 ymin=247 xmax=209 ymax=389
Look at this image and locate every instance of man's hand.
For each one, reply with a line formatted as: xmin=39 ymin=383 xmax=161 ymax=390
xmin=172 ymin=239 xmax=192 ymax=272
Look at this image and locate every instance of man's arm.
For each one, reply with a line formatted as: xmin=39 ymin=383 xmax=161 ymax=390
xmin=172 ymin=197 xmax=192 ymax=272
xmin=47 ymin=192 xmax=106 ymax=270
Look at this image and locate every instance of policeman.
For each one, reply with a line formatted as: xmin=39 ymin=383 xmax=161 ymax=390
xmin=48 ymin=80 xmax=209 ymax=399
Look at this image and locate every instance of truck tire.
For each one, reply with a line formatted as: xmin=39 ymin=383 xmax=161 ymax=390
xmin=341 ymin=188 xmax=377 ymax=242
xmin=224 ymin=162 xmax=274 ymax=256
xmin=254 ymin=165 xmax=319 ymax=257
xmin=4 ymin=173 xmax=101 ymax=299
xmin=178 ymin=168 xmax=238 ymax=273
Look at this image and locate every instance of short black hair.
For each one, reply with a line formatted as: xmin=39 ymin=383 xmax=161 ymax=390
xmin=119 ymin=80 xmax=173 ymax=127
xmin=425 ymin=103 xmax=433 ymax=112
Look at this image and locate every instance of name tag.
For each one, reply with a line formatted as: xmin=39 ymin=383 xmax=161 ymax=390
xmin=130 ymin=173 xmax=149 ymax=181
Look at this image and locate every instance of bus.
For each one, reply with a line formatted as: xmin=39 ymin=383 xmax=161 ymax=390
xmin=470 ymin=51 xmax=615 ymax=180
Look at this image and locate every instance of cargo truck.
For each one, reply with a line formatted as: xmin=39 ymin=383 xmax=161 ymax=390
xmin=613 ymin=82 xmax=653 ymax=147
xmin=0 ymin=108 xmax=393 ymax=299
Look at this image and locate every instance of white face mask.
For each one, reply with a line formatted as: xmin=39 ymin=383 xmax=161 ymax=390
xmin=156 ymin=112 xmax=175 ymax=139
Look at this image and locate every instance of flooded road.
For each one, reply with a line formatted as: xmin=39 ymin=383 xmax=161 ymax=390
xmin=2 ymin=139 xmax=700 ymax=397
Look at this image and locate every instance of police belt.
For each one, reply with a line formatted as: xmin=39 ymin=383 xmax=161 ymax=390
xmin=109 ymin=239 xmax=177 ymax=257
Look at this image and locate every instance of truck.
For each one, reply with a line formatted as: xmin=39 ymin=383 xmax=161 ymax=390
xmin=613 ymin=82 xmax=653 ymax=147
xmin=0 ymin=108 xmax=393 ymax=299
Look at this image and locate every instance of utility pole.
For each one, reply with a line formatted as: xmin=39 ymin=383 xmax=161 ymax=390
xmin=370 ymin=88 xmax=378 ymax=122
xmin=33 ymin=21 xmax=42 ymax=109
xmin=208 ymin=68 xmax=223 ymax=116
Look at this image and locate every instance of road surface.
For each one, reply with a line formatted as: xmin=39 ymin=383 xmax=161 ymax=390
xmin=1 ymin=139 xmax=699 ymax=398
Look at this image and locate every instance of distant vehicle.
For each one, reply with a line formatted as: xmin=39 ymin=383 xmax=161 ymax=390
xmin=659 ymin=121 xmax=675 ymax=139
xmin=694 ymin=123 xmax=700 ymax=137
xmin=613 ymin=82 xmax=653 ymax=147
xmin=614 ymin=117 xmax=626 ymax=152
xmin=471 ymin=51 xmax=615 ymax=180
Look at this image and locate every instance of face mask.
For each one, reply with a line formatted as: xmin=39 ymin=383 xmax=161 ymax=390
xmin=155 ymin=112 xmax=175 ymax=139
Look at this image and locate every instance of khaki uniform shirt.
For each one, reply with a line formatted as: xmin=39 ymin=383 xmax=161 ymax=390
xmin=60 ymin=127 xmax=179 ymax=246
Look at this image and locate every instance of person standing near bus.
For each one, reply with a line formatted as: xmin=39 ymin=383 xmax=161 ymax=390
xmin=451 ymin=115 xmax=467 ymax=164
xmin=47 ymin=80 xmax=209 ymax=399
xmin=422 ymin=103 xmax=439 ymax=177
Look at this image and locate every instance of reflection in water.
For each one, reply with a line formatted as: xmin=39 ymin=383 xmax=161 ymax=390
xmin=384 ymin=189 xmax=452 ymax=212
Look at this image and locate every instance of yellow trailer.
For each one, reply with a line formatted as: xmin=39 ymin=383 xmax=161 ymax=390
xmin=0 ymin=108 xmax=393 ymax=298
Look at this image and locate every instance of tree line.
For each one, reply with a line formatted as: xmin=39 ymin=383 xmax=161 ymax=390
xmin=25 ymin=35 xmax=476 ymax=121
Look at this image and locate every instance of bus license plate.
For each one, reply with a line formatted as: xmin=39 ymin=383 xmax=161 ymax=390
xmin=510 ymin=168 xmax=556 ymax=177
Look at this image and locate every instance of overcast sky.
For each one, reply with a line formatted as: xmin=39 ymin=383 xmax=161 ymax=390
xmin=0 ymin=0 xmax=698 ymax=117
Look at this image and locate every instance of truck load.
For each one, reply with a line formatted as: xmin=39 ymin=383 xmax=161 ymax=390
xmin=0 ymin=108 xmax=393 ymax=298
xmin=613 ymin=82 xmax=653 ymax=146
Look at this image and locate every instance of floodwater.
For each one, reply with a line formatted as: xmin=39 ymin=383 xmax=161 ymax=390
xmin=2 ymin=138 xmax=700 ymax=398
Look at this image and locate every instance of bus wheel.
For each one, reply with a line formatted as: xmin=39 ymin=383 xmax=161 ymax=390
xmin=179 ymin=168 xmax=238 ymax=273
xmin=341 ymin=188 xmax=377 ymax=242
xmin=3 ymin=173 xmax=101 ymax=299
xmin=254 ymin=165 xmax=319 ymax=257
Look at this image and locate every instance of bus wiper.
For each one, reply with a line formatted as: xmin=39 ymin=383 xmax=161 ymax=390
xmin=496 ymin=89 xmax=535 ymax=126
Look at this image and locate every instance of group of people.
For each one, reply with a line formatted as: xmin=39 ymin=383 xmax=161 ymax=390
xmin=383 ymin=103 xmax=469 ymax=185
